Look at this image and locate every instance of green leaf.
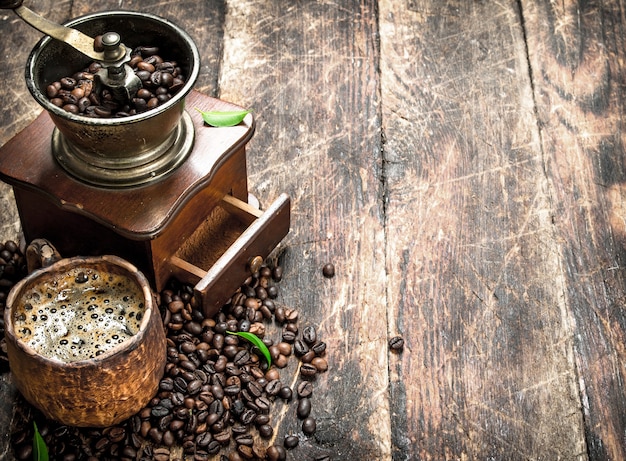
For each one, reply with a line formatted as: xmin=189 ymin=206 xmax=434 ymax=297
xmin=195 ymin=108 xmax=250 ymax=127
xmin=226 ymin=330 xmax=272 ymax=367
xmin=33 ymin=422 xmax=49 ymax=461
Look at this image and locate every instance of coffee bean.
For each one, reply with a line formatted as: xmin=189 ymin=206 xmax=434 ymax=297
xmin=279 ymin=386 xmax=293 ymax=401
xmin=258 ymin=424 xmax=274 ymax=438
xmin=312 ymin=357 xmax=329 ymax=372
xmin=196 ymin=431 xmax=213 ymax=447
xmin=300 ymin=350 xmax=316 ymax=363
xmin=297 ymin=398 xmax=312 ymax=418
xmin=279 ymin=330 xmax=295 ymax=345
xmin=187 ymin=379 xmax=203 ymax=395
xmin=302 ymin=326 xmax=317 ymax=345
xmin=294 ymin=339 xmax=309 ymax=356
xmin=151 ymin=405 xmax=171 ymax=417
xmin=297 ymin=381 xmax=313 ymax=398
xmin=302 ymin=416 xmax=317 ymax=435
xmin=322 ymin=263 xmax=336 ymax=278
xmin=389 ymin=335 xmax=405 ymax=352
xmin=284 ymin=435 xmax=299 ymax=449
xmin=213 ymin=430 xmax=231 ymax=444
xmin=300 ymin=363 xmax=318 ymax=378
xmin=312 ymin=341 xmax=327 ymax=356
xmin=265 ymin=379 xmax=281 ymax=396
xmin=255 ymin=396 xmax=271 ymax=413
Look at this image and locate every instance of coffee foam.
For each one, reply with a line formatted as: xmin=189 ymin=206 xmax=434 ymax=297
xmin=13 ymin=266 xmax=145 ymax=362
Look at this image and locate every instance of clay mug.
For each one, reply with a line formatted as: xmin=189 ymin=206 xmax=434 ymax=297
xmin=3 ymin=240 xmax=166 ymax=427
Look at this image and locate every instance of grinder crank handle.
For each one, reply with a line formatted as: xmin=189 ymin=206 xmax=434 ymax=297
xmin=1 ymin=0 xmax=122 ymax=62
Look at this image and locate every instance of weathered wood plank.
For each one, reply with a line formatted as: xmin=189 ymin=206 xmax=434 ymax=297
xmin=218 ymin=0 xmax=389 ymax=458
xmin=0 ymin=4 xmax=67 ymax=457
xmin=522 ymin=0 xmax=626 ymax=459
xmin=379 ymin=1 xmax=586 ymax=459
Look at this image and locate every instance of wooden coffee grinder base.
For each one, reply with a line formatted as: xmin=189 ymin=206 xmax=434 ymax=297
xmin=0 ymin=91 xmax=290 ymax=318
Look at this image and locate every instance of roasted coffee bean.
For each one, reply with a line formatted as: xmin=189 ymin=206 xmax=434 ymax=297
xmin=389 ymin=335 xmax=405 ymax=352
xmin=257 ymin=423 xmax=273 ymax=439
xmin=272 ymin=266 xmax=283 ymax=282
xmin=162 ymin=430 xmax=175 ymax=447
xmin=238 ymin=445 xmax=254 ymax=458
xmin=108 ymin=426 xmax=125 ymax=442
xmin=297 ymin=398 xmax=312 ymax=418
xmin=148 ymin=427 xmax=163 ymax=444
xmin=174 ymin=376 xmax=188 ymax=393
xmin=285 ymin=322 xmax=299 ymax=334
xmin=279 ymin=386 xmax=293 ymax=401
xmin=224 ymin=383 xmax=242 ymax=395
xmin=151 ymin=405 xmax=171 ymax=417
xmin=265 ymin=379 xmax=281 ymax=396
xmin=302 ymin=326 xmax=317 ymax=345
xmin=312 ymin=356 xmax=329 ymax=372
xmin=294 ymin=339 xmax=309 ymax=356
xmin=255 ymin=396 xmax=271 ymax=413
xmin=207 ymin=440 xmax=221 ymax=454
xmin=297 ymin=381 xmax=313 ymax=398
xmin=160 ymin=377 xmax=174 ymax=391
xmin=235 ymin=434 xmax=254 ymax=446
xmin=300 ymin=363 xmax=318 ymax=378
xmin=300 ymin=350 xmax=316 ymax=363
xmin=187 ymin=379 xmax=203 ymax=395
xmin=284 ymin=435 xmax=299 ymax=449
xmin=282 ymin=329 xmax=296 ymax=343
xmin=209 ymin=399 xmax=224 ymax=417
xmin=312 ymin=341 xmax=327 ymax=355
xmin=240 ymin=408 xmax=256 ymax=424
xmin=213 ymin=430 xmax=231 ymax=444
xmin=196 ymin=431 xmax=213 ymax=447
xmin=266 ymin=445 xmax=286 ymax=461
xmin=234 ymin=349 xmax=251 ymax=366
xmin=274 ymin=354 xmax=289 ymax=368
xmin=322 ymin=263 xmax=335 ymax=278
xmin=302 ymin=416 xmax=317 ymax=435
xmin=158 ymin=414 xmax=173 ymax=431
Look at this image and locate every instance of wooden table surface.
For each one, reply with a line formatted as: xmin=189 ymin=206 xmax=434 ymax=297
xmin=2 ymin=1 xmax=626 ymax=459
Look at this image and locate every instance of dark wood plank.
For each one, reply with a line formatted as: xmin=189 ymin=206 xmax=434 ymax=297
xmin=218 ymin=0 xmax=389 ymax=458
xmin=0 ymin=3 xmax=72 ymax=459
xmin=522 ymin=1 xmax=626 ymax=459
xmin=379 ymin=1 xmax=586 ymax=458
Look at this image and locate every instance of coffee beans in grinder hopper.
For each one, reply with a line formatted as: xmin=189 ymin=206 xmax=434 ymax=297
xmin=9 ymin=259 xmax=332 ymax=460
xmin=46 ymin=39 xmax=187 ymax=118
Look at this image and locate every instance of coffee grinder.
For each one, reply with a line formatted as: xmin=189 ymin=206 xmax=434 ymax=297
xmin=0 ymin=2 xmax=290 ymax=317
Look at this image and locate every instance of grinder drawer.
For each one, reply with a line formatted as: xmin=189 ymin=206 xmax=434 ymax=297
xmin=168 ymin=193 xmax=290 ymax=318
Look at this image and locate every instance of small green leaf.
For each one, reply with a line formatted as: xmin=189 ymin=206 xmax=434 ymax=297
xmin=33 ymin=422 xmax=49 ymax=461
xmin=195 ymin=108 xmax=250 ymax=127
xmin=226 ymin=330 xmax=271 ymax=367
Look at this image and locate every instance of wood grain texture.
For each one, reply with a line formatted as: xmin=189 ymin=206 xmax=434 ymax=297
xmin=522 ymin=1 xmax=626 ymax=459
xmin=379 ymin=1 xmax=586 ymax=459
xmin=217 ymin=1 xmax=389 ymax=458
xmin=3 ymin=0 xmax=626 ymax=459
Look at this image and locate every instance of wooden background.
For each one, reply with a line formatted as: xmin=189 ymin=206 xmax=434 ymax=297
xmin=2 ymin=0 xmax=626 ymax=459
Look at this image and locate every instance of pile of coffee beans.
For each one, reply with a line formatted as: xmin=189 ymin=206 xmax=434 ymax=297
xmin=0 ymin=240 xmax=28 ymax=373
xmin=45 ymin=39 xmax=187 ymax=118
xmin=8 ymin=252 xmax=331 ymax=460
